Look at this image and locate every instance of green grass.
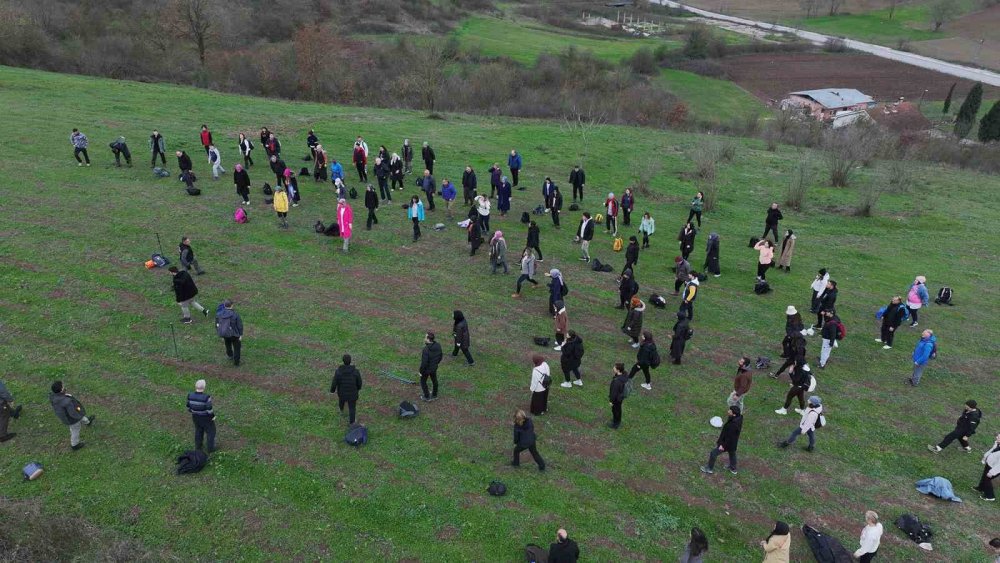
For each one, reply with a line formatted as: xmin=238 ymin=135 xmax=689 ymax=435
xmin=921 ymin=98 xmax=998 ymax=139
xmin=791 ymin=0 xmax=978 ymax=46
xmin=657 ymin=69 xmax=764 ymax=123
xmin=0 ymin=65 xmax=998 ymax=561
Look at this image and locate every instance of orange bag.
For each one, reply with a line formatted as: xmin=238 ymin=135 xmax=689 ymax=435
xmin=145 ymin=260 xmax=156 ymax=269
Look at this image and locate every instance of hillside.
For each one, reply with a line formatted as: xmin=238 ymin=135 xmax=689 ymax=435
xmin=0 ymin=65 xmax=998 ymax=561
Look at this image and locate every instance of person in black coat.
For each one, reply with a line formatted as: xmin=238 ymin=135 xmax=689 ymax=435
xmin=608 ymin=363 xmax=628 ymax=429
xmin=462 ymin=166 xmax=478 ymax=205
xmin=814 ymin=280 xmax=837 ymax=330
xmin=559 ymin=331 xmax=584 ymax=386
xmin=234 ymin=164 xmax=252 ymax=205
xmin=176 ymin=150 xmax=193 ymax=173
xmin=550 ymin=185 xmax=563 ymax=228
xmin=704 ymin=232 xmax=720 ymax=277
xmin=929 ymin=400 xmax=982 ymax=452
xmin=622 ymin=236 xmax=639 ymax=276
xmin=451 ymin=310 xmax=474 ymax=365
xmin=877 ymin=296 xmax=907 ymax=348
xmin=763 ymin=203 xmax=783 ymax=241
xmin=330 ymin=354 xmax=363 ymax=425
xmin=700 ymin=405 xmax=743 ymax=475
xmin=374 ymin=158 xmax=391 ymax=201
xmin=775 ymin=363 xmax=810 ymax=414
xmin=270 ymin=155 xmax=287 ymax=186
xmin=628 ymin=331 xmax=658 ymax=389
xmin=421 ymin=142 xmax=435 ymax=174
xmin=569 ymin=165 xmax=585 ymax=202
xmin=670 ymin=312 xmax=691 ymax=365
xmin=419 ymin=332 xmax=444 ymax=401
xmin=548 ymin=529 xmax=580 ymax=562
xmin=364 ymin=184 xmax=379 ymax=230
xmin=678 ymin=222 xmax=697 ymax=261
xmin=169 ymin=266 xmax=206 ymax=323
xmin=512 ymin=409 xmax=545 ymax=470
xmin=527 ymin=221 xmax=543 ymax=261
xmin=467 ymin=221 xmax=483 ymax=256
xmin=617 ymin=269 xmax=638 ymax=309
xmin=306 ymin=130 xmax=319 ymax=159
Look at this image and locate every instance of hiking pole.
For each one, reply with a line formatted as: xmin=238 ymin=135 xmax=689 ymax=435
xmin=170 ymin=323 xmax=179 ymax=358
xmin=155 ymin=232 xmax=164 ymax=256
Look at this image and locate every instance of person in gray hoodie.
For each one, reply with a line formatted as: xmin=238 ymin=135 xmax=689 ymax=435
xmin=513 ymin=247 xmax=539 ymax=297
xmin=0 ymin=379 xmax=23 ymax=442
xmin=49 ymin=381 xmax=94 ymax=450
xmin=215 ymin=300 xmax=244 ymax=366
xmin=673 ymin=256 xmax=691 ymax=294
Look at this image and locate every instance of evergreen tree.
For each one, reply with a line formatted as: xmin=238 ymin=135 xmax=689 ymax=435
xmin=978 ymin=100 xmax=1000 ymax=143
xmin=953 ymin=82 xmax=983 ymax=139
xmin=942 ymin=82 xmax=955 ymax=114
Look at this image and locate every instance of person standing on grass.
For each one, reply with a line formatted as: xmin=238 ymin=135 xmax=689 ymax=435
xmin=704 ymin=232 xmax=720 ymax=277
xmin=421 ymin=141 xmax=435 ymax=174
xmin=679 ymin=527 xmax=708 ymax=563
xmin=728 ymin=357 xmax=752 ymax=413
xmin=679 ymin=272 xmax=699 ymax=320
xmin=215 ymin=299 xmax=243 ymax=367
xmin=286 ymin=169 xmax=301 ymax=208
xmin=186 ymin=379 xmax=217 ymax=452
xmin=266 ymin=133 xmax=281 ymax=158
xmin=973 ymin=433 xmax=1000 ymax=502
xmin=773 ymin=306 xmax=806 ymax=379
xmin=259 ymin=127 xmax=271 ymax=155
xmin=760 ymin=522 xmax=791 ymax=562
xmin=208 ymin=144 xmax=224 ymax=179
xmin=330 ymin=158 xmax=344 ymax=185
xmin=312 ymin=145 xmax=327 ymax=181
xmin=818 ymin=309 xmax=842 ymax=369
xmin=150 ymin=129 xmax=167 ymax=167
xmin=234 ymin=164 xmax=251 ymax=205
xmin=467 ymin=218 xmax=483 ymax=256
xmin=488 ymin=162 xmax=502 ymax=199
xmin=608 ymin=363 xmax=628 ymax=429
xmin=513 ymin=247 xmax=539 ymax=298
xmin=402 ymin=138 xmax=414 ymax=174
xmin=364 ymin=184 xmax=379 ymax=230
xmin=928 ymin=400 xmax=981 ymax=453
xmin=512 ymin=409 xmax=545 ymax=471
xmin=464 ymin=165 xmax=480 ymax=204
xmin=270 ymin=154 xmax=287 ymax=187
xmin=550 ymin=185 xmax=563 ymax=228
xmin=877 ymin=296 xmax=906 ymax=349
xmin=673 ymin=256 xmax=690 ymax=295
xmin=178 ymin=237 xmax=206 ymax=276
xmin=109 ymin=136 xmax=132 ymax=167
xmin=604 ymin=193 xmax=619 ymax=235
xmin=854 ymin=511 xmax=883 ymax=563
xmin=559 ymin=330 xmax=584 ymax=388
xmin=390 ymin=153 xmax=404 ymax=190
xmin=905 ymin=275 xmax=929 ymax=327
xmin=753 ymin=239 xmax=774 ymax=281
xmin=507 ymin=149 xmax=522 ymax=187
xmin=338 ymin=198 xmax=353 ymax=253
xmin=810 ymin=268 xmax=830 ymax=317
xmin=354 ymin=136 xmax=369 ymax=162
xmin=542 ymin=177 xmax=556 ymax=213
xmin=546 ymin=269 xmax=566 ymax=316
xmin=620 ymin=188 xmax=635 ymax=226
xmin=527 ymin=220 xmax=543 ymax=261
xmin=774 ymin=362 xmax=810 ymax=415
xmin=352 ymin=141 xmax=368 ymax=182
xmin=330 ymin=355 xmax=363 ymax=425
xmin=199 ymin=125 xmax=213 ymax=156
xmin=639 ymin=211 xmax=655 ymax=249
xmin=418 ymin=169 xmax=436 ymax=211
xmin=669 ymin=311 xmax=691 ymax=364
xmin=700 ymin=405 xmax=743 ymax=476
xmin=815 ymin=280 xmax=837 ymax=330
xmin=169 ymin=266 xmax=207 ymax=324
xmin=577 ymin=212 xmax=595 ymax=263
xmin=374 ymin=157 xmax=391 ymax=201
xmin=528 ymin=355 xmax=550 ymax=416
xmin=49 ymin=381 xmax=94 ymax=451
xmin=548 ymin=529 xmax=580 ymax=562
xmin=497 ymin=176 xmax=512 ymax=218
xmin=441 ymin=178 xmax=457 ymax=219
xmin=452 ymin=310 xmax=474 ymax=366
xmin=70 ymin=128 xmax=90 ymax=166
xmin=273 ymin=183 xmax=290 ymax=229
xmin=622 ymin=236 xmax=639 ymax=276
xmin=552 ymin=300 xmax=568 ymax=351
xmin=307 ymin=129 xmax=319 ymax=159
xmin=489 ymin=231 xmax=509 ymax=275
xmin=238 ymin=133 xmax=254 ymax=168
xmin=678 ymin=221 xmax=697 ymax=261
xmin=623 ymin=296 xmax=645 ymax=349
xmin=476 ymin=194 xmax=491 ymax=234
xmin=777 ymin=229 xmax=795 ymax=272
xmin=0 ymin=379 xmax=23 ymax=443
xmin=418 ymin=332 xmax=443 ymax=402
xmin=763 ymin=202 xmax=783 ymax=242
xmin=569 ymin=164 xmax=586 ymax=202
xmin=628 ymin=330 xmax=658 ymax=391
xmin=617 ymin=268 xmax=639 ymax=310
xmin=778 ymin=395 xmax=822 ymax=451
xmin=687 ymin=191 xmax=704 ymax=227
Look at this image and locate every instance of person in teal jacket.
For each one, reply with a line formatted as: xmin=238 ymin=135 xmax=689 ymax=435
xmin=688 ymin=191 xmax=704 ymax=227
xmin=908 ymin=329 xmax=937 ymax=386
xmin=408 ymin=196 xmax=426 ymax=242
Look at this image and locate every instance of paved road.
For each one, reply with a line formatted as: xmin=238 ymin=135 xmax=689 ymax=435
xmin=653 ymin=0 xmax=1000 ymax=87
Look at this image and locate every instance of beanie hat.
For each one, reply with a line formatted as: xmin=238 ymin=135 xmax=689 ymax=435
xmin=808 ymin=395 xmax=822 ymax=406
xmin=786 ymin=305 xmax=797 ymax=315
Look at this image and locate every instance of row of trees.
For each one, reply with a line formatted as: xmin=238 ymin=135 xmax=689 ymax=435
xmin=945 ymin=82 xmax=1000 ymax=142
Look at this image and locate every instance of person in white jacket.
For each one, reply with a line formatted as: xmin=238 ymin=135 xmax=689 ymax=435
xmin=974 ymin=433 xmax=1000 ymax=501
xmin=529 ymin=355 xmax=550 ymax=416
xmin=854 ymin=511 xmax=883 ymax=562
xmin=778 ymin=395 xmax=823 ymax=452
xmin=208 ymin=144 xmax=225 ymax=179
xmin=809 ymin=268 xmax=829 ymax=323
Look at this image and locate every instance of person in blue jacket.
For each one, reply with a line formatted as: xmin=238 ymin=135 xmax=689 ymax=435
xmin=441 ymin=178 xmax=457 ymax=219
xmin=330 ymin=159 xmax=344 ymax=184
xmin=908 ymin=329 xmax=937 ymax=386
xmin=507 ymin=149 xmax=522 ymax=187
xmin=407 ymin=195 xmax=426 ymax=242
xmin=546 ymin=269 xmax=565 ymax=315
xmin=497 ymin=176 xmax=512 ymax=217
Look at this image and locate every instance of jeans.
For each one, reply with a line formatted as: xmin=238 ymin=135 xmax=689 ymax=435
xmin=512 ymin=444 xmax=545 ymax=469
xmin=786 ymin=427 xmax=815 ymax=448
xmin=224 ymin=336 xmax=241 ymax=365
xmin=74 ymin=147 xmax=90 ymax=164
xmin=179 ymin=299 xmax=205 ymax=319
xmin=479 ymin=214 xmax=490 ymax=233
xmin=629 ymin=363 xmax=651 ymax=384
xmin=706 ymin=445 xmax=737 ymax=471
xmin=69 ymin=417 xmax=91 ymax=446
xmin=452 ymin=344 xmax=474 ymax=364
xmin=687 ymin=209 xmax=702 ymax=227
xmin=193 ymin=415 xmax=216 ymax=451
xmin=515 ymin=274 xmax=537 ymax=293
xmin=763 ymin=223 xmax=779 ymax=241
xmin=911 ymin=363 xmax=926 ymax=385
xmin=580 ymin=240 xmax=590 ymax=260
xmin=339 ymin=398 xmax=358 ymax=424
xmin=378 ymin=178 xmax=391 ymax=200
xmin=820 ymin=338 xmax=833 ymax=367
xmin=412 ymin=217 xmax=421 ymax=241
xmin=420 ymin=371 xmax=438 ymax=399
xmin=212 ymin=161 xmax=225 ymax=179
xmin=938 ymin=429 xmax=969 ymax=449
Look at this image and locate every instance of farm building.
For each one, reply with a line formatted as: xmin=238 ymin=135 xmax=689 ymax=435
xmin=781 ymin=88 xmax=876 ymax=121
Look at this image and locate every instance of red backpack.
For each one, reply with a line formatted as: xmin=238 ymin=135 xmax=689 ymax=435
xmin=834 ymin=319 xmax=846 ymax=340
xmin=234 ymin=207 xmax=248 ymax=224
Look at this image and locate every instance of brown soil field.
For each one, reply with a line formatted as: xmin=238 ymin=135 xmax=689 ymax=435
xmin=679 ymin=0 xmax=885 ymax=20
xmin=718 ymin=52 xmax=1000 ymax=103
xmin=910 ymin=37 xmax=1000 ymax=72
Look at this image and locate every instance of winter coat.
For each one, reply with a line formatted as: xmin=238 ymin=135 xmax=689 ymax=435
xmin=639 ymin=216 xmax=655 ymax=235
xmin=605 ymin=197 xmax=619 ymax=217
xmin=186 ymin=391 xmax=214 ymax=417
xmin=508 ymin=152 xmax=522 ymax=170
xmin=624 ymin=242 xmax=639 ymax=266
xmin=402 ymin=143 xmax=413 ymax=162
xmin=389 ymin=158 xmax=403 ymax=179
xmin=542 ymin=181 xmax=556 ymax=203
xmin=551 ymin=190 xmax=563 ymax=212
xmin=178 ymin=243 xmax=196 ymax=268
xmin=408 ymin=201 xmax=426 ymax=221
xmin=172 ymin=271 xmax=199 ymax=302
xmin=422 ymin=146 xmax=435 ymax=164
xmin=690 ymin=196 xmax=704 ymax=213
xmin=560 ymin=336 xmax=584 ymax=371
xmin=622 ymin=303 xmax=645 ymax=341
xmin=419 ymin=175 xmax=436 ymax=197
xmin=498 ymin=182 xmax=512 ymax=212
xmin=881 ymin=302 xmax=906 ymax=329
xmin=307 ymin=133 xmax=319 ymax=149
xmin=762 ymin=533 xmax=791 ymax=563
xmin=513 ymin=418 xmax=536 ymax=447
xmin=821 ymin=318 xmax=840 ymax=342
xmin=453 ymin=317 xmax=470 ymax=349
xmin=912 ymin=334 xmax=937 ymax=365
xmin=419 ymin=341 xmax=443 ymax=375
xmin=208 ymin=146 xmax=221 ymax=164
xmin=733 ymin=368 xmax=752 ymax=396
xmin=527 ymin=225 xmax=540 ymax=248
xmin=636 ymin=341 xmax=657 ymax=366
xmin=149 ymin=134 xmax=166 ymax=153
xmin=365 ymin=189 xmax=379 ymax=211
xmin=678 ymin=227 xmax=696 ymax=253
xmin=675 ymin=258 xmax=691 ymax=281
xmin=520 ymin=253 xmax=536 ymax=277
xmin=670 ymin=317 xmax=690 ymax=357
xmin=441 ymin=181 xmax=457 ymax=201
xmin=70 ymin=132 xmax=89 ymax=149
xmin=818 ymin=288 xmax=837 ymax=312
xmin=620 ymin=192 xmax=634 ymax=213
xmin=352 ymin=146 xmax=367 ymax=167
xmin=234 ymin=168 xmax=251 ymax=191
xmin=554 ymin=307 xmax=568 ymax=336
xmin=778 ymin=234 xmax=796 ymax=267
xmin=704 ymin=234 xmax=720 ymax=274
xmin=177 ymin=152 xmax=193 ymax=171
xmin=907 ymin=282 xmax=929 ymax=308
xmin=609 ymin=374 xmax=628 ymax=403
xmin=338 ymin=203 xmax=353 ymax=238
xmin=49 ymin=392 xmax=85 ymax=425
xmin=490 ymin=238 xmax=507 ymax=266
xmin=490 ymin=166 xmax=502 ymax=188
xmin=330 ymin=161 xmax=344 ymax=182
xmin=330 ymin=365 xmax=363 ymax=401
xmin=954 ymin=408 xmax=982 ymax=436
xmin=374 ymin=159 xmax=389 ymax=180
xmin=578 ymin=218 xmax=594 ymax=241
xmin=569 ymin=168 xmax=585 ymax=188
xmin=765 ymin=207 xmax=783 ymax=226
xmin=548 ymin=276 xmax=563 ymax=304
xmin=682 ymin=279 xmax=699 ymax=304
xmin=270 ymin=158 xmax=287 ymax=177
xmin=215 ymin=308 xmax=243 ymax=337
xmin=239 ymin=138 xmax=253 ymax=156
xmin=716 ymin=413 xmax=743 ymax=452
xmin=619 ymin=276 xmax=639 ymax=303
xmin=273 ymin=190 xmax=289 ymax=213
xmin=754 ymin=240 xmax=774 ymax=264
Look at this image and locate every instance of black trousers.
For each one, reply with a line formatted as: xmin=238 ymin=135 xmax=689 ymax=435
xmin=530 ymin=390 xmax=548 ymax=415
xmin=0 ymin=400 xmax=11 ymax=437
xmin=938 ymin=429 xmax=970 ymax=449
xmin=356 ymin=163 xmax=368 ymax=182
xmin=511 ymin=168 xmax=519 ymax=186
xmin=629 ymin=363 xmax=651 ymax=384
xmin=773 ymin=357 xmax=796 ymax=378
xmin=681 ymin=245 xmax=692 ymax=260
xmin=763 ymin=223 xmax=779 ymax=241
xmin=551 ymin=209 xmax=560 ymax=227
xmin=606 ymin=216 xmax=616 ymax=233
xmin=674 ymin=279 xmax=684 ymax=292
xmin=223 ymin=336 xmax=241 ymax=365
xmin=193 ymin=415 xmax=216 ymax=451
xmin=687 ymin=209 xmax=702 ymax=227
xmin=515 ymin=274 xmax=537 ymax=293
xmin=245 ymin=154 xmax=254 ymax=168
xmin=152 ymin=149 xmax=166 ymax=166
xmin=975 ymin=464 xmax=996 ymax=499
xmin=858 ymin=552 xmax=876 ymax=563
xmin=783 ymin=386 xmax=806 ymax=409
xmin=73 ymin=147 xmax=90 ymax=164
xmin=424 ymin=160 xmax=434 ymax=175
xmin=391 ymin=175 xmax=404 ymax=190
xmin=339 ymin=398 xmax=358 ymax=424
xmin=611 ymin=400 xmax=623 ymax=425
xmin=573 ymin=185 xmax=583 ymax=201
xmin=562 ymin=366 xmax=581 ymax=382
xmin=622 ymin=209 xmax=631 ymax=226
xmin=112 ymin=149 xmax=132 ymax=166
xmin=420 ymin=371 xmax=438 ymax=398
xmin=757 ymin=262 xmax=769 ymax=279
xmin=412 ymin=217 xmax=421 ymax=241
xmin=513 ymin=444 xmax=544 ymax=469
xmin=378 ymin=178 xmax=391 ymax=200
xmin=426 ymin=191 xmax=435 ymax=210
xmin=880 ymin=324 xmax=896 ymax=346
xmin=452 ymin=344 xmax=474 ymax=364
xmin=679 ymin=301 xmax=693 ymax=320
xmin=642 ymin=231 xmax=650 ymax=248
xmin=815 ymin=311 xmax=825 ymax=329
xmin=366 ymin=209 xmax=378 ymax=229
xmin=529 ymin=244 xmax=542 ymax=260
xmin=479 ymin=214 xmax=490 ymax=234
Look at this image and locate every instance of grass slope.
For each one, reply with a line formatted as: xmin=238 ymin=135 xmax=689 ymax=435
xmin=0 ymin=65 xmax=998 ymax=561
xmin=921 ymin=98 xmax=998 ymax=139
xmin=657 ymin=69 xmax=763 ymax=123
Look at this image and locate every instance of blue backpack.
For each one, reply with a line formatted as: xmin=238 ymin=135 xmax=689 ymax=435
xmin=345 ymin=424 xmax=368 ymax=447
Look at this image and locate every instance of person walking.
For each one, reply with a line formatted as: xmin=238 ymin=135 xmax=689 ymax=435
xmin=418 ymin=332 xmax=443 ymax=402
xmin=306 ymin=129 xmax=319 ymax=159
xmin=529 ymin=355 xmax=550 ymax=416
xmin=639 ymin=212 xmax=655 ymax=249
xmin=569 ymin=165 xmax=585 ymax=202
xmin=753 ymin=239 xmax=774 ymax=281
xmin=679 ymin=273 xmax=699 ymax=320
xmin=546 ymin=269 xmax=566 ymax=316
xmin=552 ymin=300 xmax=568 ymax=351
xmin=559 ymin=330 xmax=584 ymax=387
xmin=70 ymin=128 xmax=90 ymax=166
xmin=928 ymin=400 xmax=981 ymax=453
xmin=418 ymin=170 xmax=436 ymax=211
xmin=669 ymin=311 xmax=692 ymax=364
xmin=238 ymin=133 xmax=254 ymax=168
xmin=622 ymin=236 xmax=639 ymax=276
xmin=330 ymin=355 xmax=363 ymax=425
xmin=507 ymin=149 xmax=522 ymax=187
xmin=49 ymin=381 xmax=94 ymax=450
xmin=774 ymin=363 xmax=811 ymax=414
xmin=604 ymin=193 xmax=619 ymax=236
xmin=270 ymin=154 xmax=287 ymax=186
xmin=374 ymin=157 xmax=391 ymax=201
xmin=760 ymin=522 xmax=791 ymax=562
xmin=169 ymin=266 xmax=206 ymax=324
xmin=402 ymin=139 xmax=414 ymax=174
xmin=199 ymin=125 xmax=213 ymax=156
xmin=576 ymin=212 xmax=594 ymax=263
xmin=352 ymin=141 xmax=368 ymax=182
xmin=512 ymin=409 xmax=545 ymax=470
xmin=408 ymin=195 xmax=425 ymax=242
xmin=777 ymin=229 xmax=796 ymax=272
xmin=678 ymin=222 xmax=697 ymax=261
xmin=513 ymin=248 xmax=539 ymax=297
xmin=109 ymin=136 xmax=132 ymax=167
xmin=337 ymin=198 xmax=354 ymax=253
xmin=973 ymin=434 xmax=1000 ymax=501
xmin=679 ymin=527 xmax=709 ymax=563
xmin=628 ymin=330 xmax=658 ymax=390
xmin=608 ymin=363 xmax=628 ymax=429
xmin=389 ymin=153 xmax=404 ymax=190
xmin=458 ymin=165 xmax=478 ymax=205
xmin=208 ymin=144 xmax=224 ymax=179
xmin=700 ymin=405 xmax=743 ymax=475
xmin=622 ymin=296 xmax=645 ymax=349
xmin=854 ymin=511 xmax=883 ymax=563
xmin=364 ymin=185 xmax=379 ymax=230
xmin=234 ymin=164 xmax=251 ymax=205
xmin=441 ymin=178 xmax=457 ymax=219
xmin=620 ymin=189 xmax=635 ymax=226
xmin=186 ymin=379 xmax=217 ymax=452
xmin=763 ymin=202 xmax=783 ymax=242
xmin=467 ymin=217 xmax=484 ymax=256
xmin=0 ymin=379 xmax=23 ymax=442
xmin=527 ymin=220 xmax=543 ymax=261
xmin=908 ymin=329 xmax=937 ymax=386
xmin=818 ymin=309 xmax=842 ymax=369
xmin=176 ymin=150 xmax=193 ymax=175
xmin=273 ymin=183 xmax=290 ymax=229
xmin=673 ymin=256 xmax=690 ymax=295
xmin=150 ymin=129 xmax=167 ymax=167
xmin=212 ymin=299 xmax=243 ymax=365
xmin=809 ymin=268 xmax=830 ymax=317
xmin=548 ymin=528 xmax=580 ymax=562
xmin=687 ymin=191 xmax=704 ymax=227
xmin=489 ymin=231 xmax=509 ymax=274
xmin=421 ymin=142 xmax=435 ymax=174
xmin=497 ymin=176 xmax=512 ymax=217
xmin=778 ymin=395 xmax=823 ymax=451
xmin=617 ymin=269 xmax=639 ymax=310
xmin=550 ymin=185 xmax=563 ymax=228
xmin=814 ymin=279 xmax=837 ymax=330
xmin=704 ymin=232 xmax=720 ymax=277
xmin=905 ymin=276 xmax=929 ymax=327
xmin=876 ymin=296 xmax=906 ymax=349
xmin=728 ymin=357 xmax=752 ymax=413
xmin=476 ymin=194 xmax=491 ymax=234
xmin=178 ymin=237 xmax=205 ymax=276
xmin=452 ymin=310 xmax=474 ymax=366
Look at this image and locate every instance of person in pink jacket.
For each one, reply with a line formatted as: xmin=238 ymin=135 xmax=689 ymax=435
xmin=753 ymin=239 xmax=774 ymax=281
xmin=337 ymin=199 xmax=354 ymax=253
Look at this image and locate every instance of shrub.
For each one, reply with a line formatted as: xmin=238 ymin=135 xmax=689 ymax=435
xmin=784 ymin=161 xmax=810 ymax=210
xmin=854 ymin=181 xmax=883 ymax=216
xmin=627 ymin=47 xmax=657 ymax=75
xmin=954 ymin=82 xmax=983 ymax=139
xmin=823 ymin=37 xmax=847 ymax=52
xmin=977 ymin=100 xmax=1000 ymax=143
xmin=700 ymin=178 xmax=720 ymax=212
xmin=883 ymin=159 xmax=914 ymax=193
xmin=683 ymin=25 xmax=712 ymax=59
xmin=823 ymin=124 xmax=882 ymax=187
xmin=691 ymin=142 xmax=718 ymax=183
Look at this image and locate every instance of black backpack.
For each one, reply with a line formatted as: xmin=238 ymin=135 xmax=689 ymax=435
xmin=349 ymin=187 xmax=358 ymax=199
xmin=755 ymin=356 xmax=771 ymax=369
xmin=520 ymin=211 xmax=530 ymax=224
xmin=533 ymin=337 xmax=551 ymax=347
xmin=525 ymin=544 xmax=547 ymax=563
xmin=650 ymin=294 xmax=667 ymax=308
xmin=754 ymin=280 xmax=771 ymax=294
xmin=399 ymin=401 xmax=419 ymax=418
xmin=314 ymin=221 xmax=326 ymax=233
xmin=262 ymin=183 xmax=273 ymax=195
xmin=568 ymin=203 xmax=580 ymax=211
xmin=895 ymin=514 xmax=933 ymax=544
xmin=650 ymin=346 xmax=661 ymax=368
xmin=345 ymin=424 xmax=368 ymax=447
xmin=299 ymin=167 xmax=309 ymax=176
xmin=560 ymin=281 xmax=569 ymax=297
xmin=487 ymin=481 xmax=507 ymax=496
xmin=533 ymin=205 xmax=545 ymax=215
xmin=175 ymin=450 xmax=208 ymax=475
xmin=934 ymin=287 xmax=953 ymax=305
xmin=186 ymin=187 xmax=201 ymax=196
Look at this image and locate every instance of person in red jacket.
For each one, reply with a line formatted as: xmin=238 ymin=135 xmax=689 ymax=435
xmin=353 ymin=142 xmax=368 ymax=182
xmin=199 ymin=124 xmax=212 ymax=157
xmin=604 ymin=192 xmax=619 ymax=236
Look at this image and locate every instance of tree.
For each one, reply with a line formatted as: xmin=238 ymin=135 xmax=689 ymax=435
xmin=888 ymin=0 xmax=899 ymax=19
xmin=942 ymin=82 xmax=956 ymax=114
xmin=978 ymin=100 xmax=1000 ymax=142
xmin=827 ymin=0 xmax=846 ymax=16
xmin=799 ymin=0 xmax=820 ymax=17
xmin=929 ymin=0 xmax=957 ymax=31
xmin=954 ymin=82 xmax=983 ymax=139
xmin=166 ymin=0 xmax=217 ymax=67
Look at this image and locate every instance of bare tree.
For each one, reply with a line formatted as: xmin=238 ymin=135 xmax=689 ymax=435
xmin=823 ymin=124 xmax=882 ymax=187
xmin=929 ymin=0 xmax=958 ymax=31
xmin=799 ymin=0 xmax=820 ymax=18
xmin=827 ymin=0 xmax=846 ymax=16
xmin=167 ymin=0 xmax=216 ymax=67
xmin=560 ymin=102 xmax=607 ymax=169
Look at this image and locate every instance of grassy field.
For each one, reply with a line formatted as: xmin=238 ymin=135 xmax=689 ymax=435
xmin=793 ymin=4 xmax=942 ymax=44
xmin=920 ymin=98 xmax=999 ymax=139
xmin=0 ymin=65 xmax=998 ymax=561
xmin=657 ymin=69 xmax=763 ymax=123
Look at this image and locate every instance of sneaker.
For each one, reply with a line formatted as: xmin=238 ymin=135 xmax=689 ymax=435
xmin=777 ymin=441 xmax=789 ymax=448
xmin=805 ymin=445 xmax=814 ymax=452
xmin=71 ymin=442 xmax=86 ymax=451
xmin=182 ymin=318 xmax=193 ymax=324
xmin=86 ymin=163 xmax=91 ymax=167
xmin=728 ymin=467 xmax=738 ymax=475
xmin=511 ymin=293 xmax=520 ymax=298
xmin=578 ymin=257 xmax=588 ymax=261
xmin=699 ymin=466 xmax=714 ymax=474
xmin=553 ymin=345 xmax=562 ymax=351
xmin=774 ymin=408 xmax=787 ymax=415
xmin=560 ymin=382 xmax=572 ymax=388
xmin=606 ymin=422 xmax=620 ymax=429
xmin=794 ymin=408 xmax=804 ymax=415
xmin=631 ymin=343 xmax=640 ymax=349
xmin=981 ymin=495 xmax=996 ymax=502
xmin=910 ymin=322 xmax=918 ymax=327
xmin=573 ymin=379 xmax=583 ymax=386
xmin=466 ymin=361 xmax=475 ymax=367
xmin=962 ymin=446 xmax=972 ymax=452
xmin=203 ymin=308 xmax=209 ymax=317
xmin=428 ymin=396 xmax=437 ymax=402
xmin=86 ymin=415 xmax=96 ymax=426
xmin=421 ymin=395 xmax=431 ymax=402
xmin=927 ymin=445 xmax=941 ymax=453
xmin=882 ymin=345 xmax=892 ymax=349
xmin=78 ymin=163 xmax=83 ymax=167
xmin=875 ymin=339 xmax=883 ymax=343
xmin=713 ymin=274 xmax=721 ymax=277
xmin=640 ymin=383 xmax=652 ymax=390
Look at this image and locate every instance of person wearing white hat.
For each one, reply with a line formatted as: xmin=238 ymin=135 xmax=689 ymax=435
xmin=700 ymin=405 xmax=742 ymax=475
xmin=778 ymin=395 xmax=823 ymax=452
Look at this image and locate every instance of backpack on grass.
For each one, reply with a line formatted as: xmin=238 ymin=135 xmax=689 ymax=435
xmin=755 ymin=356 xmax=771 ymax=369
xmin=262 ymin=183 xmax=273 ymax=195
xmin=488 ymin=481 xmax=507 ymax=496
xmin=533 ymin=337 xmax=551 ymax=347
xmin=345 ymin=424 xmax=368 ymax=447
xmin=314 ymin=220 xmax=326 ymax=233
xmin=234 ymin=208 xmax=248 ymax=224
xmin=153 ymin=167 xmax=170 ymax=178
xmin=525 ymin=544 xmax=547 ymax=563
xmin=520 ymin=212 xmax=530 ymax=224
xmin=349 ymin=187 xmax=358 ymax=199
xmin=186 ymin=187 xmax=201 ymax=196
xmin=399 ymin=401 xmax=419 ymax=418
xmin=299 ymin=167 xmax=309 ymax=176
xmin=594 ymin=213 xmax=604 ymax=224
xmin=934 ymin=287 xmax=953 ymax=305
xmin=612 ymin=237 xmax=623 ymax=252
xmin=754 ymin=280 xmax=771 ymax=294
xmin=22 ymin=462 xmax=44 ymax=481
xmin=895 ymin=514 xmax=932 ymax=544
xmin=175 ymin=450 xmax=208 ymax=475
